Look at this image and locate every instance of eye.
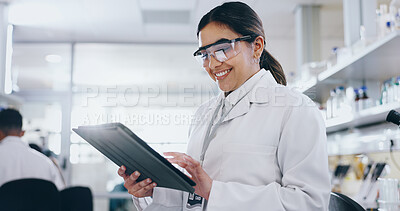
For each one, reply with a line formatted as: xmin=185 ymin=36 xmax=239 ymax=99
xmin=216 ymin=46 xmax=231 ymax=54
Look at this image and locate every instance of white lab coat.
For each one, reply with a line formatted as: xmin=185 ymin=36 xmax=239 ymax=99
xmin=0 ymin=136 xmax=65 ymax=190
xmin=134 ymin=69 xmax=331 ymax=211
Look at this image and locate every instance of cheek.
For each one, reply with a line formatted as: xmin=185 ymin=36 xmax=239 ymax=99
xmin=205 ymin=67 xmax=216 ymax=81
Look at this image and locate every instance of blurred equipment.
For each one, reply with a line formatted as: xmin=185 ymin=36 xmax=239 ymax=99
xmin=0 ymin=178 xmax=60 ymax=211
xmin=377 ymin=178 xmax=400 ymax=210
xmin=386 ymin=110 xmax=400 ymax=126
xmin=386 ymin=110 xmax=400 ymax=171
xmin=332 ymin=164 xmax=351 ymax=192
xmin=60 ymin=186 xmax=93 ymax=211
xmin=329 ymin=192 xmax=365 ymax=211
xmin=364 ymin=162 xmax=387 ymax=199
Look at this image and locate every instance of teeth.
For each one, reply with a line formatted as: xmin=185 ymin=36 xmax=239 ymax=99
xmin=215 ymin=69 xmax=231 ymax=77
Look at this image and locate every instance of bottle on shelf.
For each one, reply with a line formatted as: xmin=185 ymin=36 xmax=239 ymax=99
xmin=380 ymin=80 xmax=389 ymax=105
xmin=390 ymin=0 xmax=400 ymax=30
xmin=378 ymin=4 xmax=393 ymax=37
xmin=387 ymin=78 xmax=395 ymax=104
xmin=360 ymin=86 xmax=373 ymax=110
xmin=395 ymin=76 xmax=400 ymax=102
xmin=327 ymin=88 xmax=338 ymax=119
xmin=354 ymin=89 xmax=361 ymax=112
xmin=327 ymin=47 xmax=338 ymax=68
xmin=336 ymin=86 xmax=352 ymax=116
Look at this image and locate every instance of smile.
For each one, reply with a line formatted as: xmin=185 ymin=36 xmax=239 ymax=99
xmin=214 ymin=68 xmax=232 ymax=79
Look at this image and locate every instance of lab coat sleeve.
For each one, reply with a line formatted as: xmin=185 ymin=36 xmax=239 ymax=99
xmin=132 ymin=187 xmax=184 ymax=211
xmin=47 ymin=159 xmax=65 ymax=190
xmin=207 ymin=103 xmax=331 ymax=211
xmin=52 ymin=167 xmax=65 ymax=190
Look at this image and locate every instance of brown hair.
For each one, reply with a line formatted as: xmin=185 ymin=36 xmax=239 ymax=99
xmin=197 ymin=1 xmax=286 ymax=86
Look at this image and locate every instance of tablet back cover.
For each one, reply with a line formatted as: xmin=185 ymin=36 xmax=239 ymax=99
xmin=72 ymin=123 xmax=195 ymax=193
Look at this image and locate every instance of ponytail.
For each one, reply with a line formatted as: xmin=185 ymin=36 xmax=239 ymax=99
xmin=260 ymin=49 xmax=287 ymax=86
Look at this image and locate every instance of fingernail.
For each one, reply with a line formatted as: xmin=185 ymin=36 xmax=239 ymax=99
xmin=153 ymin=183 xmax=157 ymax=187
xmin=147 ymin=179 xmax=151 ymax=183
xmin=134 ymin=171 xmax=140 ymax=176
xmin=130 ymin=174 xmax=135 ymax=180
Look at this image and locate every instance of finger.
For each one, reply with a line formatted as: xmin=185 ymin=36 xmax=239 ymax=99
xmin=130 ymin=177 xmax=152 ymax=193
xmin=118 ymin=165 xmax=129 ymax=180
xmin=163 ymin=152 xmax=185 ymax=158
xmin=168 ymin=159 xmax=189 ymax=168
xmin=168 ymin=155 xmax=199 ymax=169
xmin=135 ymin=182 xmax=157 ymax=197
xmin=182 ymin=155 xmax=200 ymax=167
xmin=124 ymin=171 xmax=140 ymax=188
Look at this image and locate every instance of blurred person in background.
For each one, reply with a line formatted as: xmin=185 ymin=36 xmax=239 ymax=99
xmin=0 ymin=108 xmax=65 ymax=190
xmin=29 ymin=143 xmax=66 ymax=187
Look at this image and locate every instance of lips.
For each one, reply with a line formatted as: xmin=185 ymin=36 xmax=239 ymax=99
xmin=213 ymin=68 xmax=232 ymax=80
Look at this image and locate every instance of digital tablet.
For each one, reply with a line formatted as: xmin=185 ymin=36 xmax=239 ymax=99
xmin=72 ymin=123 xmax=196 ymax=193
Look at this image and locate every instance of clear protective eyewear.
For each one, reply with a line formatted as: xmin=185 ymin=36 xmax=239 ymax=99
xmin=193 ymin=35 xmax=253 ymax=67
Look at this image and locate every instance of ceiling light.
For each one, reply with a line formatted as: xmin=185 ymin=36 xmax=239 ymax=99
xmin=45 ymin=54 xmax=62 ymax=63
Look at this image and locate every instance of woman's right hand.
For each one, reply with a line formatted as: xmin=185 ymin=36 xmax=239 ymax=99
xmin=117 ymin=165 xmax=157 ymax=198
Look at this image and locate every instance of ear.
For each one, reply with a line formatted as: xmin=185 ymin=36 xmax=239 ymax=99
xmin=0 ymin=131 xmax=5 ymax=141
xmin=253 ymin=36 xmax=264 ymax=59
xmin=19 ymin=130 xmax=25 ymax=137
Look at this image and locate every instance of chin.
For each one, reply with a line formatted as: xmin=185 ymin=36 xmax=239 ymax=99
xmin=218 ymin=83 xmax=233 ymax=92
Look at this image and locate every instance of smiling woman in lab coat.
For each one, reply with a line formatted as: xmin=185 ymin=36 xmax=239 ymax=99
xmin=118 ymin=2 xmax=331 ymax=210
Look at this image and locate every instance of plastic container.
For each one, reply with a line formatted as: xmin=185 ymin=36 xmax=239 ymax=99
xmin=327 ymin=47 xmax=338 ymax=68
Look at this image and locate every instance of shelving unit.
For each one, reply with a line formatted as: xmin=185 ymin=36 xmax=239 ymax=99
xmin=297 ymin=31 xmax=400 ymax=156
xmin=300 ymin=31 xmax=400 ymax=103
xmin=325 ymin=102 xmax=400 ymax=133
xmin=0 ymin=93 xmax=23 ymax=108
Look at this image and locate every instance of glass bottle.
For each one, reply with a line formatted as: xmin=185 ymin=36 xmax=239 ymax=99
xmin=360 ymin=86 xmax=371 ymax=109
xmin=354 ymin=89 xmax=360 ymax=112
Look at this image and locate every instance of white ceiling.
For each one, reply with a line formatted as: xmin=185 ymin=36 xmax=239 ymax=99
xmin=8 ymin=0 xmax=345 ymax=43
xmin=7 ymin=0 xmax=350 ymax=92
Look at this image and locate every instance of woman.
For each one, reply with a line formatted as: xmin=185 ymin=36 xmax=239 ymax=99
xmin=118 ymin=2 xmax=330 ymax=210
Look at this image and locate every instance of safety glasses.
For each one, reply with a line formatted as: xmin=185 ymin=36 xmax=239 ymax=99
xmin=193 ymin=35 xmax=253 ymax=67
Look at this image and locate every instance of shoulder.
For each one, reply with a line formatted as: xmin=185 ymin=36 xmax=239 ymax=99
xmin=27 ymin=148 xmax=56 ymax=167
xmin=250 ymin=77 xmax=316 ymax=108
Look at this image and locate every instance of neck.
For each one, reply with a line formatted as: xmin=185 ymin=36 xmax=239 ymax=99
xmin=224 ymin=91 xmax=233 ymax=97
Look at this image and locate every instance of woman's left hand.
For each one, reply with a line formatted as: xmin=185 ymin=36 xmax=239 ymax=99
xmin=164 ymin=152 xmax=213 ymax=200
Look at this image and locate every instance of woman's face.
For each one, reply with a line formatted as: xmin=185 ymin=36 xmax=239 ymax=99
xmin=198 ymin=22 xmax=259 ymax=92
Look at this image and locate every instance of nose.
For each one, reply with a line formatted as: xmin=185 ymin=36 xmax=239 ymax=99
xmin=208 ymin=54 xmax=222 ymax=69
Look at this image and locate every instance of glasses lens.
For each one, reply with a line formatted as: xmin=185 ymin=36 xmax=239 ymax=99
xmin=210 ymin=42 xmax=236 ymax=62
xmin=194 ymin=51 xmax=208 ymax=66
xmin=193 ymin=39 xmax=241 ymax=67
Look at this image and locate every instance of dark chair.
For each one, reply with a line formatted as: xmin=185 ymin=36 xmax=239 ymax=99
xmin=329 ymin=192 xmax=365 ymax=211
xmin=0 ymin=178 xmax=61 ymax=211
xmin=60 ymin=186 xmax=93 ymax=211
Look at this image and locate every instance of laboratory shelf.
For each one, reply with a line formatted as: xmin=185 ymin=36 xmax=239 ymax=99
xmin=325 ymin=102 xmax=400 ymax=133
xmin=301 ymin=31 xmax=400 ymax=103
xmin=327 ymin=121 xmax=400 ymax=156
xmin=0 ymin=93 xmax=23 ymax=108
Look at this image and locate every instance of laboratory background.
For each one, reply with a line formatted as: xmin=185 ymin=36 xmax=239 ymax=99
xmin=0 ymin=0 xmax=399 ymax=210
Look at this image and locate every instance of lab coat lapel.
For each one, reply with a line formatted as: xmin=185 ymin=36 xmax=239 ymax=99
xmin=222 ymin=93 xmax=251 ymax=123
xmin=221 ymin=70 xmax=278 ymax=123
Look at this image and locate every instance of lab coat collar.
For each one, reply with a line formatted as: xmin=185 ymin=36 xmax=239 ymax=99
xmin=0 ymin=136 xmax=26 ymax=146
xmin=205 ymin=69 xmax=279 ymax=123
xmin=222 ymin=69 xmax=278 ymax=123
